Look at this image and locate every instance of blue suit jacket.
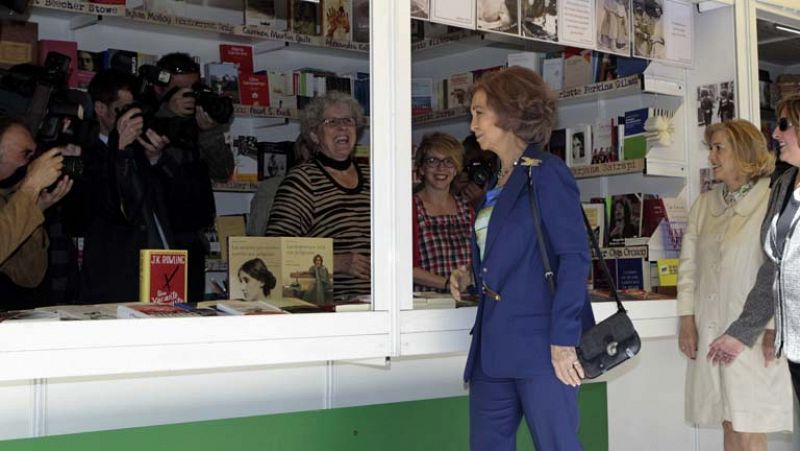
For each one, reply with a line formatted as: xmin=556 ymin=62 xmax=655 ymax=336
xmin=464 ymin=145 xmax=595 ymax=381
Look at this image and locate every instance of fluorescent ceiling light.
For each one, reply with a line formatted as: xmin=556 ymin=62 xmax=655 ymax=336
xmin=775 ymin=24 xmax=800 ymax=36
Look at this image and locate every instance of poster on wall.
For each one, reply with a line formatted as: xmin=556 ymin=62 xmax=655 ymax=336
xmin=663 ymin=0 xmax=693 ymax=66
xmin=632 ymin=0 xmax=665 ymax=59
xmin=430 ymin=0 xmax=477 ymax=29
xmin=559 ymin=0 xmax=595 ymax=48
xmin=411 ymin=0 xmax=430 ymax=20
xmin=520 ymin=0 xmax=559 ymax=43
xmin=697 ymin=81 xmax=735 ymax=130
xmin=596 ymin=0 xmax=631 ymax=56
xmin=477 ymin=0 xmax=519 ymax=35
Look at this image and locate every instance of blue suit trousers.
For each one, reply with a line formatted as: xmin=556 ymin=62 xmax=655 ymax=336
xmin=469 ymin=353 xmax=583 ymax=451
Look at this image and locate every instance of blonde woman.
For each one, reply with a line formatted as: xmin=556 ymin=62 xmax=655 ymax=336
xmin=678 ymin=120 xmax=792 ymax=450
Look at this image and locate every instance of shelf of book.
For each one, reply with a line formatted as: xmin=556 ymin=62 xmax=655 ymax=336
xmin=31 ymin=1 xmax=370 ymax=55
xmin=570 ymin=158 xmax=686 ymax=179
xmin=411 ymin=75 xmax=685 ymax=127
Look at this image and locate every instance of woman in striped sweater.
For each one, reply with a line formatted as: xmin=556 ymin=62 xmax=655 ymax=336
xmin=265 ymin=92 xmax=370 ymax=300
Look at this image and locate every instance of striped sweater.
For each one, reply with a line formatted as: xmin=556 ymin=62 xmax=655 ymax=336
xmin=265 ymin=160 xmax=371 ymax=298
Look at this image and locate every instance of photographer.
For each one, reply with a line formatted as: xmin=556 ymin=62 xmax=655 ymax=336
xmin=0 ymin=116 xmax=71 ymax=297
xmin=153 ymin=52 xmax=233 ymax=301
xmin=78 ymin=69 xmax=177 ymax=303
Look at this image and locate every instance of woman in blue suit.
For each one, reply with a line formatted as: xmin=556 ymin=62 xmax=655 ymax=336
xmin=450 ymin=66 xmax=595 ymax=450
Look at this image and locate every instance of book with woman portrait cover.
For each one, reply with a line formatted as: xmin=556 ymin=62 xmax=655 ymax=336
xmin=139 ymin=249 xmax=188 ymax=305
xmin=228 ymin=237 xmax=335 ymax=306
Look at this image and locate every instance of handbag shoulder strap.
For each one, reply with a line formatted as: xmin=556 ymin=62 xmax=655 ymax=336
xmin=525 ymin=165 xmax=626 ymax=314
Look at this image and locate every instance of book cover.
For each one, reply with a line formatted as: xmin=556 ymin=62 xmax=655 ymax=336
xmin=616 ymin=258 xmax=645 ymax=290
xmin=205 ymin=62 xmax=240 ymax=103
xmin=0 ymin=20 xmax=38 ymax=69
xmin=591 ymin=259 xmax=617 ymax=291
xmin=219 ymin=44 xmax=254 ymax=74
xmin=542 ymin=56 xmax=563 ymax=91
xmin=412 ymin=78 xmax=434 ymax=116
xmin=352 ymin=0 xmax=369 ymax=42
xmin=257 ymin=141 xmax=291 ymax=180
xmin=566 ymin=125 xmax=591 ymax=167
xmin=139 ymin=249 xmax=189 ymax=305
xmin=323 ymin=0 xmax=352 ymax=42
xmin=563 ymin=47 xmax=592 ymax=89
xmin=214 ymin=300 xmax=286 ymax=315
xmin=246 ymin=0 xmax=289 ymax=30
xmin=447 ymin=71 xmax=473 ymax=109
xmin=506 ymin=52 xmax=540 ymax=72
xmin=117 ymin=303 xmax=200 ymax=318
xmin=103 ymin=48 xmax=138 ymax=74
xmin=582 ymin=203 xmax=606 ymax=248
xmin=656 ymin=258 xmax=678 ymax=287
xmin=215 ymin=214 xmax=246 ymax=261
xmin=608 ymin=193 xmax=643 ymax=246
xmin=36 ymin=304 xmax=119 ymax=320
xmin=76 ymin=49 xmax=102 ymax=88
xmin=411 ymin=0 xmax=430 ymax=20
xmin=641 ymin=195 xmax=666 ymax=239
xmin=429 ymin=0 xmax=476 ymax=29
xmin=290 ymin=0 xmax=322 ymax=36
xmin=623 ymin=107 xmax=653 ymax=160
xmin=239 ymin=73 xmax=269 ymax=106
xmin=546 ymin=128 xmax=566 ymax=162
xmin=232 ymin=135 xmax=259 ymax=182
xmin=590 ymin=119 xmax=614 ymax=164
xmin=38 ymin=40 xmax=78 ymax=88
xmin=228 ymin=236 xmax=335 ymax=306
xmin=0 ymin=309 xmax=59 ymax=322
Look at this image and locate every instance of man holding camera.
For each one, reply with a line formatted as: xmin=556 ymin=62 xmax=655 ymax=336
xmin=0 ymin=116 xmax=72 ymax=303
xmin=77 ymin=69 xmax=178 ymax=302
xmin=153 ymin=52 xmax=234 ymax=301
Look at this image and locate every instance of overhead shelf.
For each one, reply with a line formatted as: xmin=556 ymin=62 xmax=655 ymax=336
xmin=413 ymin=75 xmax=684 ymax=126
xmin=32 ymin=0 xmax=370 ymax=55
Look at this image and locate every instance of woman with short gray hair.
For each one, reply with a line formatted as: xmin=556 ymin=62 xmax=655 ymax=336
xmin=265 ymin=92 xmax=370 ymax=300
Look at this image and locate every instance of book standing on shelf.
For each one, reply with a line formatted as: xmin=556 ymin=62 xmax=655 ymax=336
xmin=447 ymin=71 xmax=473 ymax=109
xmin=257 ymin=141 xmax=291 ymax=181
xmin=219 ymin=44 xmax=254 ymax=74
xmin=140 ymin=249 xmax=189 ymax=304
xmin=205 ymin=62 xmax=240 ymax=103
xmin=566 ymin=125 xmax=592 ymax=167
xmin=323 ymin=0 xmax=352 ymax=41
xmin=0 ymin=20 xmax=37 ymax=69
xmin=351 ymin=0 xmax=369 ymax=43
xmin=290 ymin=0 xmax=322 ymax=36
xmin=239 ymin=73 xmax=269 ymax=106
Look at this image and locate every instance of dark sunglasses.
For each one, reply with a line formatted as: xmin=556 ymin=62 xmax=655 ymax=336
xmin=778 ymin=117 xmax=795 ymax=132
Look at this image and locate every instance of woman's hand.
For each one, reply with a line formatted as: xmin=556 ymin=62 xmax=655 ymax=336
xmin=678 ymin=315 xmax=698 ymax=359
xmin=333 ymin=252 xmax=370 ymax=280
xmin=707 ymin=334 xmax=745 ymax=365
xmin=448 ymin=265 xmax=472 ymax=301
xmin=551 ymin=345 xmax=583 ymax=387
xmin=762 ymin=329 xmax=776 ymax=367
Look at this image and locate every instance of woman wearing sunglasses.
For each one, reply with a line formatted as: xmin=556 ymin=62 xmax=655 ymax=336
xmin=411 ymin=132 xmax=474 ymax=293
xmin=709 ymin=94 xmax=800 ymax=409
xmin=265 ymin=92 xmax=370 ymax=300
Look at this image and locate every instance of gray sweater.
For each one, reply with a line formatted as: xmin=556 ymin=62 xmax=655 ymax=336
xmin=726 ymin=167 xmax=800 ymax=360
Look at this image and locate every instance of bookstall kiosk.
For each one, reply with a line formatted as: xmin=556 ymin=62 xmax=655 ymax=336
xmin=0 ymin=1 xmax=797 ymax=450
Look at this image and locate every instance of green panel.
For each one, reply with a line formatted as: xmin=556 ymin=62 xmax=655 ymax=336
xmin=0 ymin=384 xmax=606 ymax=451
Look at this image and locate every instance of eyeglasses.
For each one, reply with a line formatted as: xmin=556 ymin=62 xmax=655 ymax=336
xmin=778 ymin=117 xmax=795 ymax=132
xmin=423 ymin=157 xmax=457 ymax=169
xmin=322 ymin=117 xmax=357 ymax=128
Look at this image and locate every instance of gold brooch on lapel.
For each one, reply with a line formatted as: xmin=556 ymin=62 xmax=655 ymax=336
xmin=519 ymin=157 xmax=542 ymax=167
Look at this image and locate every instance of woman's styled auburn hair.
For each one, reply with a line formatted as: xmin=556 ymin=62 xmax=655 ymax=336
xmin=776 ymin=94 xmax=800 ymax=143
xmin=704 ymin=119 xmax=775 ymax=181
xmin=469 ymin=66 xmax=557 ymax=146
xmin=414 ymin=132 xmax=465 ymax=174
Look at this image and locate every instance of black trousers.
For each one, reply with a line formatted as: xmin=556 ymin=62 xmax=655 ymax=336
xmin=789 ymin=360 xmax=800 ymax=403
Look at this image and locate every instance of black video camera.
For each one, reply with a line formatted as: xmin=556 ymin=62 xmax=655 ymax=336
xmin=0 ymin=52 xmax=95 ymax=181
xmin=466 ymin=159 xmax=496 ymax=188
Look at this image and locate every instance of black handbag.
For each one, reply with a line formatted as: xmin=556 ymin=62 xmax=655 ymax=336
xmin=524 ymin=164 xmax=641 ymax=379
